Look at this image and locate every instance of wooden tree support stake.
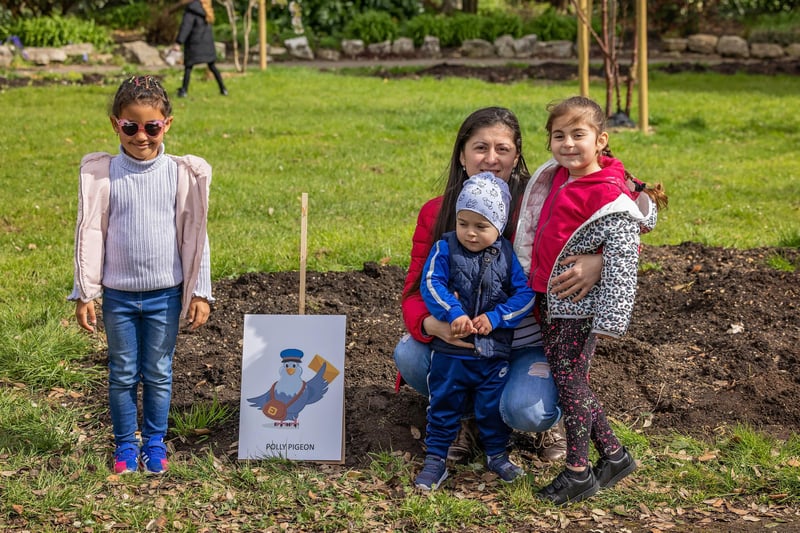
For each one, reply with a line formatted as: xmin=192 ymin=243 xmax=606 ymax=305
xmin=299 ymin=192 xmax=308 ymax=315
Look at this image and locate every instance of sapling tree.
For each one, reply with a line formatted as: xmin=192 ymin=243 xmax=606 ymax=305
xmin=573 ymin=0 xmax=639 ymax=127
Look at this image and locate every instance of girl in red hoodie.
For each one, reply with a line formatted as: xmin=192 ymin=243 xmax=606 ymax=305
xmin=533 ymin=96 xmax=667 ymax=506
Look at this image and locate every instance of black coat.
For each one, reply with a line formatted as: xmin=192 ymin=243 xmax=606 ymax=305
xmin=176 ymin=1 xmax=217 ymax=67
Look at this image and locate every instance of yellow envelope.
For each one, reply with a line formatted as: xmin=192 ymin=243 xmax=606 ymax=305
xmin=308 ymin=354 xmax=340 ymax=383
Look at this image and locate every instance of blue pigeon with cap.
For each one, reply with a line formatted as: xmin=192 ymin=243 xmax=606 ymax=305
xmin=246 ymin=347 xmax=329 ymax=426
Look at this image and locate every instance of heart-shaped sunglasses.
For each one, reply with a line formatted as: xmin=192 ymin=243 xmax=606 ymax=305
xmin=115 ymin=118 xmax=166 ymax=137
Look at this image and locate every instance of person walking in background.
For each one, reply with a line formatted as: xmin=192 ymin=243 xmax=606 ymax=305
xmin=530 ymin=96 xmax=668 ymax=505
xmin=414 ymin=172 xmax=535 ymax=490
xmin=173 ymin=0 xmax=227 ymax=97
xmin=69 ymin=75 xmax=214 ymax=474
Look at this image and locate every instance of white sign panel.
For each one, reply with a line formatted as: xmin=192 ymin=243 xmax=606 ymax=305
xmin=238 ymin=314 xmax=346 ymax=462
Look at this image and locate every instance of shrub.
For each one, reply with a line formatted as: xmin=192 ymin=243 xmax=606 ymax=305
xmin=93 ymin=2 xmax=152 ymax=30
xmin=3 ymin=14 xmax=112 ymax=50
xmin=144 ymin=8 xmax=180 ymax=46
xmin=718 ymin=0 xmax=800 ymax=17
xmin=447 ymin=12 xmax=483 ymax=47
xmin=479 ymin=9 xmax=524 ymax=41
xmin=343 ymin=10 xmax=398 ymax=44
xmin=269 ymin=0 xmax=421 ymax=40
xmin=315 ymin=34 xmax=342 ymax=50
xmin=402 ymin=13 xmax=451 ymax=47
xmin=746 ymin=10 xmax=800 ymax=44
xmin=522 ymin=7 xmax=576 ymax=42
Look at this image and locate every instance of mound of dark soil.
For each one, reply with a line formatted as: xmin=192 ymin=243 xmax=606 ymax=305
xmin=165 ymin=243 xmax=799 ymax=467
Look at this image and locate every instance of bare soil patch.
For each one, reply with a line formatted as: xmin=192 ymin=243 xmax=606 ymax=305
xmin=154 ymin=243 xmax=800 ymax=468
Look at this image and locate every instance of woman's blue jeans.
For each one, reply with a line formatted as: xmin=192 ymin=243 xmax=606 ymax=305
xmin=393 ymin=334 xmax=561 ymax=433
xmin=102 ymin=285 xmax=182 ymax=447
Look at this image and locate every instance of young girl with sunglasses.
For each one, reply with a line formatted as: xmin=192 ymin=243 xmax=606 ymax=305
xmin=69 ymin=75 xmax=214 ymax=474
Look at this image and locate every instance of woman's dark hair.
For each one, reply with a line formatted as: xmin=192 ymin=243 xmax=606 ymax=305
xmin=110 ymin=75 xmax=172 ymax=118
xmin=404 ymin=107 xmax=531 ymax=301
xmin=432 ymin=106 xmax=530 ymax=243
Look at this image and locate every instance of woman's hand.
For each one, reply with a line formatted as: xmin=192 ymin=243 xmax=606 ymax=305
xmin=450 ymin=315 xmax=477 ymax=338
xmin=550 ymin=254 xmax=603 ymax=302
xmin=423 ymin=315 xmax=474 ymax=348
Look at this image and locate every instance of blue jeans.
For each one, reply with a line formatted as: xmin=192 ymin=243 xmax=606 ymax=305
xmin=393 ymin=334 xmax=561 ymax=433
xmin=102 ymin=285 xmax=182 ymax=446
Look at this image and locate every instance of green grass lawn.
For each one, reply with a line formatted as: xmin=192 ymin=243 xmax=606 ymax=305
xmin=0 ymin=65 xmax=799 ymax=531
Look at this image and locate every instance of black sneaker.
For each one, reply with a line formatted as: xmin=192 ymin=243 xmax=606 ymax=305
xmin=593 ymin=446 xmax=636 ymax=489
xmin=537 ymin=468 xmax=599 ymax=506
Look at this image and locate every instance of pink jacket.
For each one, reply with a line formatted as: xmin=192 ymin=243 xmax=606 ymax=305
xmin=71 ymin=151 xmax=212 ymax=318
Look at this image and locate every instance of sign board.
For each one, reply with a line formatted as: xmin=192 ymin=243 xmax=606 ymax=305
xmin=238 ymin=314 xmax=346 ymax=462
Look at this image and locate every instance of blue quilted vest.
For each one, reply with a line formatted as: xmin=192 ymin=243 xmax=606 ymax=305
xmin=430 ymin=231 xmax=515 ymax=359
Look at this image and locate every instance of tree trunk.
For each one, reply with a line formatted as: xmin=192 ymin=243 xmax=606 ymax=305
xmin=463 ymin=0 xmax=478 ymax=14
xmin=217 ymin=0 xmax=241 ymax=72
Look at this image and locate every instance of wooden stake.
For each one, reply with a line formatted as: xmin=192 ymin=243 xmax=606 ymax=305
xmin=577 ymin=0 xmax=591 ymax=97
xmin=259 ymin=0 xmax=267 ymax=70
xmin=636 ymin=0 xmax=649 ymax=133
xmin=299 ymin=193 xmax=308 ymax=314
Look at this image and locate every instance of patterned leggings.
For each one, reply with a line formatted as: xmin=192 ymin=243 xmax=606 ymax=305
xmin=538 ymin=295 xmax=621 ymax=468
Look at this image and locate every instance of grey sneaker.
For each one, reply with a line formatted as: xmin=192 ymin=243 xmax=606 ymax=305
xmin=534 ymin=419 xmax=567 ymax=462
xmin=414 ymin=455 xmax=448 ymax=490
xmin=486 ymin=452 xmax=524 ymax=482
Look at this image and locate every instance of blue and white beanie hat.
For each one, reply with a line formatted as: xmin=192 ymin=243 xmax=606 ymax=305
xmin=455 ymin=172 xmax=511 ymax=234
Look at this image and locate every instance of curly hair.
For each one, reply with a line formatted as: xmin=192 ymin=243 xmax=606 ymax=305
xmin=110 ymin=75 xmax=172 ymax=118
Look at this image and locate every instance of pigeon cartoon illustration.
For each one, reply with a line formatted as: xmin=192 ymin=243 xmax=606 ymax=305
xmin=246 ymin=348 xmax=330 ymax=427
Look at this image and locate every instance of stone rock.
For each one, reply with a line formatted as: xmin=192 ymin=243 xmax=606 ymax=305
xmin=91 ymin=53 xmax=114 ymax=64
xmin=513 ymin=34 xmax=538 ymax=58
xmin=120 ymin=41 xmax=165 ymax=66
xmin=661 ymin=37 xmax=687 ymax=52
xmin=284 ymin=36 xmax=314 ymax=60
xmin=62 ymin=43 xmax=94 ymax=60
xmin=461 ymin=38 xmax=494 ymax=58
xmin=687 ymin=34 xmax=718 ymax=54
xmin=367 ymin=40 xmax=392 ymax=57
xmin=317 ymin=48 xmax=341 ymax=61
xmin=163 ymin=46 xmax=182 ymax=66
xmin=25 ymin=47 xmax=68 ymax=65
xmin=0 ymin=45 xmax=12 ymax=67
xmin=392 ymin=37 xmax=415 ymax=57
xmin=268 ymin=45 xmax=287 ymax=57
xmin=534 ymin=40 xmax=574 ymax=59
xmin=717 ymin=35 xmax=749 ymax=58
xmin=215 ymin=42 xmax=226 ymax=61
xmin=420 ymin=36 xmax=441 ymax=58
xmin=750 ymin=42 xmax=784 ymax=59
xmin=494 ymin=34 xmax=516 ymax=58
xmin=341 ymin=39 xmax=364 ymax=58
xmin=786 ymin=43 xmax=800 ymax=59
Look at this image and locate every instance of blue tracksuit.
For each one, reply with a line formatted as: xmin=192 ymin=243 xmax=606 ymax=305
xmin=421 ymin=232 xmax=535 ymax=458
